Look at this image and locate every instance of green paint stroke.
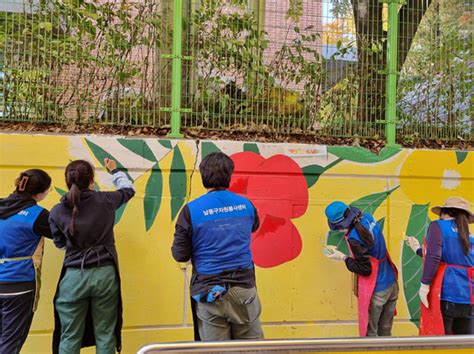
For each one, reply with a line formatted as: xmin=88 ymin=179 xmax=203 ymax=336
xmin=326 ymin=230 xmax=350 ymax=256
xmin=55 ymin=187 xmax=66 ymax=196
xmin=118 ymin=138 xmax=157 ymax=162
xmin=243 ymin=143 xmax=260 ymax=155
xmin=144 ymin=164 xmax=163 ymax=231
xmin=455 ymin=151 xmax=468 ymax=165
xmin=378 ymin=217 xmax=385 ymax=232
xmin=114 ymin=204 xmax=127 ymax=225
xmin=327 ymin=146 xmax=401 ymax=163
xmin=84 ymin=139 xmax=132 ymax=181
xmin=350 ymin=186 xmax=399 ymax=215
xmin=302 ymin=159 xmax=341 ymax=188
xmin=170 ymin=146 xmax=187 ymax=221
xmin=402 ymin=203 xmax=430 ymax=327
xmin=159 ymin=139 xmax=173 ymax=150
xmin=201 ymin=141 xmax=221 ymax=159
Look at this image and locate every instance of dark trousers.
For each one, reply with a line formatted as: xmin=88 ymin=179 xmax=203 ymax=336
xmin=0 ymin=291 xmax=35 ymax=354
xmin=441 ymin=301 xmax=474 ymax=335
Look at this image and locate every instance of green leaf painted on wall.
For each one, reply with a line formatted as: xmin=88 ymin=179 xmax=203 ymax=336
xmin=402 ymin=204 xmax=430 ymax=327
xmin=243 ymin=143 xmax=260 ymax=154
xmin=170 ymin=146 xmax=187 ymax=221
xmin=159 ymin=139 xmax=173 ymax=150
xmin=326 ymin=230 xmax=350 ymax=256
xmin=350 ymin=186 xmax=399 ymax=215
xmin=114 ymin=204 xmax=127 ymax=225
xmin=84 ymin=138 xmax=132 ymax=181
xmin=118 ymin=138 xmax=157 ymax=162
xmin=144 ymin=163 xmax=163 ymax=231
xmin=455 ymin=150 xmax=468 ymax=164
xmin=55 ymin=187 xmax=66 ymax=196
xmin=378 ymin=217 xmax=385 ymax=231
xmin=302 ymin=159 xmax=341 ymax=188
xmin=327 ymin=146 xmax=401 ymax=163
xmin=201 ymin=141 xmax=221 ymax=159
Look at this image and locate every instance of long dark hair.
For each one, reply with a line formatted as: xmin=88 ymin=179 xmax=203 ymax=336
xmin=15 ymin=169 xmax=51 ymax=198
xmin=441 ymin=207 xmax=470 ymax=256
xmin=64 ymin=160 xmax=94 ymax=236
xmin=348 ymin=210 xmax=374 ymax=248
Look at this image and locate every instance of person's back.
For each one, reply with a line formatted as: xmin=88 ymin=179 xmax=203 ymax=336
xmin=435 ymin=219 xmax=474 ymax=304
xmin=172 ymin=152 xmax=264 ymax=341
xmin=348 ymin=213 xmax=396 ymax=293
xmin=0 ymin=169 xmax=52 ymax=354
xmin=49 ymin=159 xmax=135 ymax=354
xmin=188 ymin=190 xmax=255 ymax=275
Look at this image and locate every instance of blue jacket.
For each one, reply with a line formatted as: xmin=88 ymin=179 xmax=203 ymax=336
xmin=187 ymin=190 xmax=257 ymax=275
xmin=436 ymin=219 xmax=474 ymax=304
xmin=0 ymin=205 xmax=44 ymax=283
xmin=348 ymin=213 xmax=396 ymax=292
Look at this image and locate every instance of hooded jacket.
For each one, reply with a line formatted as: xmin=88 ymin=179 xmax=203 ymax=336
xmin=0 ymin=193 xmax=52 ymax=293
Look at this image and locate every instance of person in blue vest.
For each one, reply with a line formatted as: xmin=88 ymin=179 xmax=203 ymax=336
xmin=417 ymin=197 xmax=473 ymax=335
xmin=172 ymin=152 xmax=264 ymax=341
xmin=324 ymin=201 xmax=398 ymax=336
xmin=0 ymin=169 xmax=52 ymax=353
xmin=49 ymin=159 xmax=135 ymax=354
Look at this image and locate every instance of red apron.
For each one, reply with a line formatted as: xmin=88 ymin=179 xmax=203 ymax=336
xmin=345 ymin=236 xmax=398 ymax=336
xmin=419 ymin=262 xmax=474 ymax=335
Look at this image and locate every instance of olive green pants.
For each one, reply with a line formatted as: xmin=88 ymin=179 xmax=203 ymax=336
xmin=195 ymin=286 xmax=264 ymax=341
xmin=55 ymin=266 xmax=119 ymax=354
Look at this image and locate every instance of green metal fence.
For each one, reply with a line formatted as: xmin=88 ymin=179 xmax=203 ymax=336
xmin=0 ymin=0 xmax=472 ymax=144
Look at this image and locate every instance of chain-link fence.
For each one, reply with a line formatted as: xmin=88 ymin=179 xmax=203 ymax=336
xmin=0 ymin=0 xmax=472 ymax=143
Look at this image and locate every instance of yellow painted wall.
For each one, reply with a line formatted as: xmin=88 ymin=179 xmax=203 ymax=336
xmin=0 ymin=134 xmax=472 ymax=354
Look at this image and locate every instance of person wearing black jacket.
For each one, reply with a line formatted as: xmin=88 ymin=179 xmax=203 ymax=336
xmin=49 ymin=159 xmax=135 ymax=354
xmin=0 ymin=169 xmax=52 ymax=353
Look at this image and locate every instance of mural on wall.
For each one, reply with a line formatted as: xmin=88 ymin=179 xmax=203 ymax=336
xmin=0 ymin=133 xmax=472 ymax=352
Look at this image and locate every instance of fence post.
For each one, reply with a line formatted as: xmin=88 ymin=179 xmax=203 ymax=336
xmin=384 ymin=0 xmax=401 ymax=147
xmin=168 ymin=0 xmax=184 ymax=138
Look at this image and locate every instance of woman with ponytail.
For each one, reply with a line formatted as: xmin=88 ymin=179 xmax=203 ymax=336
xmin=0 ymin=169 xmax=52 ymax=353
xmin=49 ymin=159 xmax=135 ymax=354
xmin=418 ymin=197 xmax=473 ymax=335
xmin=323 ymin=201 xmax=398 ymax=337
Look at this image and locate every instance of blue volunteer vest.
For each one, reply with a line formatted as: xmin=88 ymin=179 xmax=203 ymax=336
xmin=188 ymin=190 xmax=255 ymax=275
xmin=436 ymin=219 xmax=474 ymax=304
xmin=349 ymin=213 xmax=396 ymax=292
xmin=0 ymin=205 xmax=44 ymax=283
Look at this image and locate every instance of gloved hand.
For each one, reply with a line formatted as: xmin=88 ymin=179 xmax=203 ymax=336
xmin=419 ymin=283 xmax=430 ymax=308
xmin=405 ymin=236 xmax=421 ymax=253
xmin=323 ymin=246 xmax=347 ymax=261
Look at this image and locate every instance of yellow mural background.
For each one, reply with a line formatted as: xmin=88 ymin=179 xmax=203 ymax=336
xmin=0 ymin=134 xmax=472 ymax=354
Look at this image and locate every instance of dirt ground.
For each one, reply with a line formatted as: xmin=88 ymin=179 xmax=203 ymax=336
xmin=1 ymin=122 xmax=472 ymax=153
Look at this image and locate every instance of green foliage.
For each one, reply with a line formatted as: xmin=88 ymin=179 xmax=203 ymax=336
xmin=0 ymin=0 xmax=162 ymax=123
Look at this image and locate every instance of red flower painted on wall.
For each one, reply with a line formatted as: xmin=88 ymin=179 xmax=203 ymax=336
xmin=229 ymin=152 xmax=309 ymax=268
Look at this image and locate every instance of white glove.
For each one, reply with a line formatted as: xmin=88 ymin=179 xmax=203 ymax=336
xmin=405 ymin=236 xmax=421 ymax=253
xmin=323 ymin=246 xmax=347 ymax=261
xmin=419 ymin=283 xmax=430 ymax=308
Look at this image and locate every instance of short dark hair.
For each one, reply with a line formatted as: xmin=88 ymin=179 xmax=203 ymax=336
xmin=199 ymin=152 xmax=234 ymax=189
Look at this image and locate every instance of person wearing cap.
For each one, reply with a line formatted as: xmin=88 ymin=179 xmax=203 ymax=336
xmin=418 ymin=196 xmax=473 ymax=335
xmin=324 ymin=201 xmax=398 ymax=337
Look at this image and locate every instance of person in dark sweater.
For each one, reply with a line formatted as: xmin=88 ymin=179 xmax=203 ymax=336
xmin=0 ymin=169 xmax=52 ymax=354
xmin=49 ymin=159 xmax=135 ymax=354
xmin=408 ymin=197 xmax=473 ymax=335
xmin=172 ymin=152 xmax=264 ymax=341
xmin=324 ymin=201 xmax=398 ymax=337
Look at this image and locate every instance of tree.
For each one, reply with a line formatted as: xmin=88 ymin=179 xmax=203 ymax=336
xmin=331 ymin=0 xmax=433 ymax=125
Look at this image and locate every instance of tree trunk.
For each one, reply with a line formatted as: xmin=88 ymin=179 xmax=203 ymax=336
xmin=398 ymin=0 xmax=433 ymax=70
xmin=352 ymin=0 xmax=386 ymax=128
